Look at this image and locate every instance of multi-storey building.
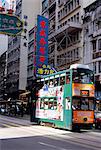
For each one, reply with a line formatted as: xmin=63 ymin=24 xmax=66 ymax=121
xmin=42 ymin=0 xmax=84 ymax=71
xmin=83 ymin=0 xmax=101 ymax=97
xmin=7 ymin=0 xmax=41 ymax=99
xmin=27 ymin=27 xmax=36 ymax=89
xmin=0 ymin=51 xmax=7 ymax=100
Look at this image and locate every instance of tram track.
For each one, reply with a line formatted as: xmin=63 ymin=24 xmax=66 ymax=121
xmin=13 ymin=125 xmax=101 ymax=150
xmin=26 ymin=126 xmax=101 ymax=150
xmin=45 ymin=133 xmax=101 ymax=150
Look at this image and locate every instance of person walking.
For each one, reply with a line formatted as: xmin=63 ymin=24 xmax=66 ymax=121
xmin=20 ymin=102 xmax=24 ymax=117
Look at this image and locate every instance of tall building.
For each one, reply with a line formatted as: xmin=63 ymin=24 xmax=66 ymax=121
xmin=83 ymin=0 xmax=101 ymax=97
xmin=42 ymin=0 xmax=97 ymax=72
xmin=6 ymin=0 xmax=41 ymax=99
xmin=0 ymin=51 xmax=7 ymax=100
xmin=42 ymin=0 xmax=85 ymax=71
xmin=27 ymin=27 xmax=36 ymax=89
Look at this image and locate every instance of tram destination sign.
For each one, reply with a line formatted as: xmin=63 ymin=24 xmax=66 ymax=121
xmin=80 ymin=90 xmax=89 ymax=97
xmin=0 ymin=13 xmax=23 ymax=36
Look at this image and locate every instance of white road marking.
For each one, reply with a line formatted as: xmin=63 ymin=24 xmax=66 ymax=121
xmin=39 ymin=142 xmax=67 ymax=150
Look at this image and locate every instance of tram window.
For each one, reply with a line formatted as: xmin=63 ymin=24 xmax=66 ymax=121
xmin=60 ymin=76 xmax=65 ymax=85
xmin=72 ymin=69 xmax=94 ymax=84
xmin=72 ymin=99 xmax=80 ymax=110
xmin=37 ymin=80 xmax=44 ymax=90
xmin=44 ymin=98 xmax=48 ymax=109
xmin=54 ymin=78 xmax=59 ymax=86
xmin=66 ymin=72 xmax=70 ymax=84
xmin=48 ymin=98 xmax=54 ymax=109
xmin=81 ymin=98 xmax=89 ymax=110
xmin=49 ymin=79 xmax=54 ymax=87
xmin=54 ymin=98 xmax=57 ymax=109
xmin=44 ymin=80 xmax=49 ymax=86
xmin=89 ymin=100 xmax=94 ymax=110
xmin=40 ymin=99 xmax=44 ymax=109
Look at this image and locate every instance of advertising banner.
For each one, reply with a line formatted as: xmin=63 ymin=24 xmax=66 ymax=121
xmin=36 ymin=86 xmax=64 ymax=121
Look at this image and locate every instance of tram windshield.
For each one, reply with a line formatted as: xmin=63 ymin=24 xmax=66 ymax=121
xmin=72 ymin=97 xmax=94 ymax=110
xmin=72 ymin=68 xmax=94 ymax=84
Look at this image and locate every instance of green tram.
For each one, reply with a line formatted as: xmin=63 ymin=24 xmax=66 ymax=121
xmin=32 ymin=64 xmax=95 ymax=130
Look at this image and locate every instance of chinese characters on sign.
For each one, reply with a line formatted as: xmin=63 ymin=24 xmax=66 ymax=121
xmin=36 ymin=15 xmax=49 ymax=76
xmin=0 ymin=13 xmax=23 ymax=35
xmin=37 ymin=64 xmax=55 ymax=75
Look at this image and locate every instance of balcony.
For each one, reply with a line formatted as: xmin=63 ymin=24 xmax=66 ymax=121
xmin=49 ymin=11 xmax=55 ymax=19
xmin=49 ymin=0 xmax=56 ymax=8
xmin=49 ymin=22 xmax=82 ymax=40
xmin=93 ymin=51 xmax=101 ymax=59
xmin=93 ymin=29 xmax=101 ymax=37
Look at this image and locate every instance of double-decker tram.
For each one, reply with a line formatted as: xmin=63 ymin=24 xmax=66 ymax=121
xmin=32 ymin=64 xmax=95 ymax=130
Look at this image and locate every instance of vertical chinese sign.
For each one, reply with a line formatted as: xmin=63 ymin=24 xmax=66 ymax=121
xmin=36 ymin=15 xmax=48 ymax=76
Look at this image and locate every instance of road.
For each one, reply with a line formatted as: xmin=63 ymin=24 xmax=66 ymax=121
xmin=0 ymin=115 xmax=101 ymax=150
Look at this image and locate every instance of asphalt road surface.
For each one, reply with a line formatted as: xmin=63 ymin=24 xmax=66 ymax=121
xmin=0 ymin=115 xmax=101 ymax=150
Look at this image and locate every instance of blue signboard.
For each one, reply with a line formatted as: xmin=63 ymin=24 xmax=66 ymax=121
xmin=36 ymin=15 xmax=49 ymax=76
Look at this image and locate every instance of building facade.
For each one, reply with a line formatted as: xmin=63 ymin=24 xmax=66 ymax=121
xmin=42 ymin=0 xmax=85 ymax=71
xmin=6 ymin=0 xmax=41 ymax=99
xmin=83 ymin=0 xmax=101 ymax=97
xmin=0 ymin=51 xmax=7 ymax=100
xmin=27 ymin=27 xmax=36 ymax=89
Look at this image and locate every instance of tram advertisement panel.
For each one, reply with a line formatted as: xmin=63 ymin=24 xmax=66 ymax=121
xmin=72 ymin=83 xmax=94 ymax=97
xmin=35 ymin=86 xmax=64 ymax=121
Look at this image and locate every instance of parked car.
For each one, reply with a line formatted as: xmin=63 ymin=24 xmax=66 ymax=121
xmin=95 ymin=111 xmax=101 ymax=129
xmin=0 ymin=107 xmax=8 ymax=114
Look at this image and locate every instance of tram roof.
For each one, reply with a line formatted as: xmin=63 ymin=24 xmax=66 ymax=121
xmin=36 ymin=64 xmax=93 ymax=81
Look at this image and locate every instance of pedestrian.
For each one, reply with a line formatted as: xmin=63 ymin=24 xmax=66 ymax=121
xmin=20 ymin=102 xmax=24 ymax=117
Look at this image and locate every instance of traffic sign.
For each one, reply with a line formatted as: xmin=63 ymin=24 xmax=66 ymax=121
xmin=0 ymin=13 xmax=23 ymax=36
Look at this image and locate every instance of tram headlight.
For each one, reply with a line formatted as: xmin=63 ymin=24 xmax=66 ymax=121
xmin=83 ymin=117 xmax=87 ymax=122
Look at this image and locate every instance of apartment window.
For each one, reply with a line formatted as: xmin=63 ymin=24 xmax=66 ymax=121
xmin=92 ymin=40 xmax=96 ymax=52
xmin=71 ymin=17 xmax=73 ymax=22
xmin=75 ymin=48 xmax=79 ymax=58
xmin=58 ymin=11 xmax=60 ymax=20
xmin=98 ymin=21 xmax=101 ymax=30
xmin=76 ymin=13 xmax=79 ymax=22
xmin=98 ymin=39 xmax=101 ymax=50
xmin=76 ymin=0 xmax=79 ymax=6
xmin=93 ymin=62 xmax=96 ymax=74
xmin=70 ymin=1 xmax=73 ymax=10
xmin=98 ymin=61 xmax=101 ymax=73
xmin=74 ymin=15 xmax=76 ymax=22
xmin=65 ymin=6 xmax=67 ymax=14
xmin=68 ymin=3 xmax=70 ymax=12
xmin=42 ymin=0 xmax=48 ymax=11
